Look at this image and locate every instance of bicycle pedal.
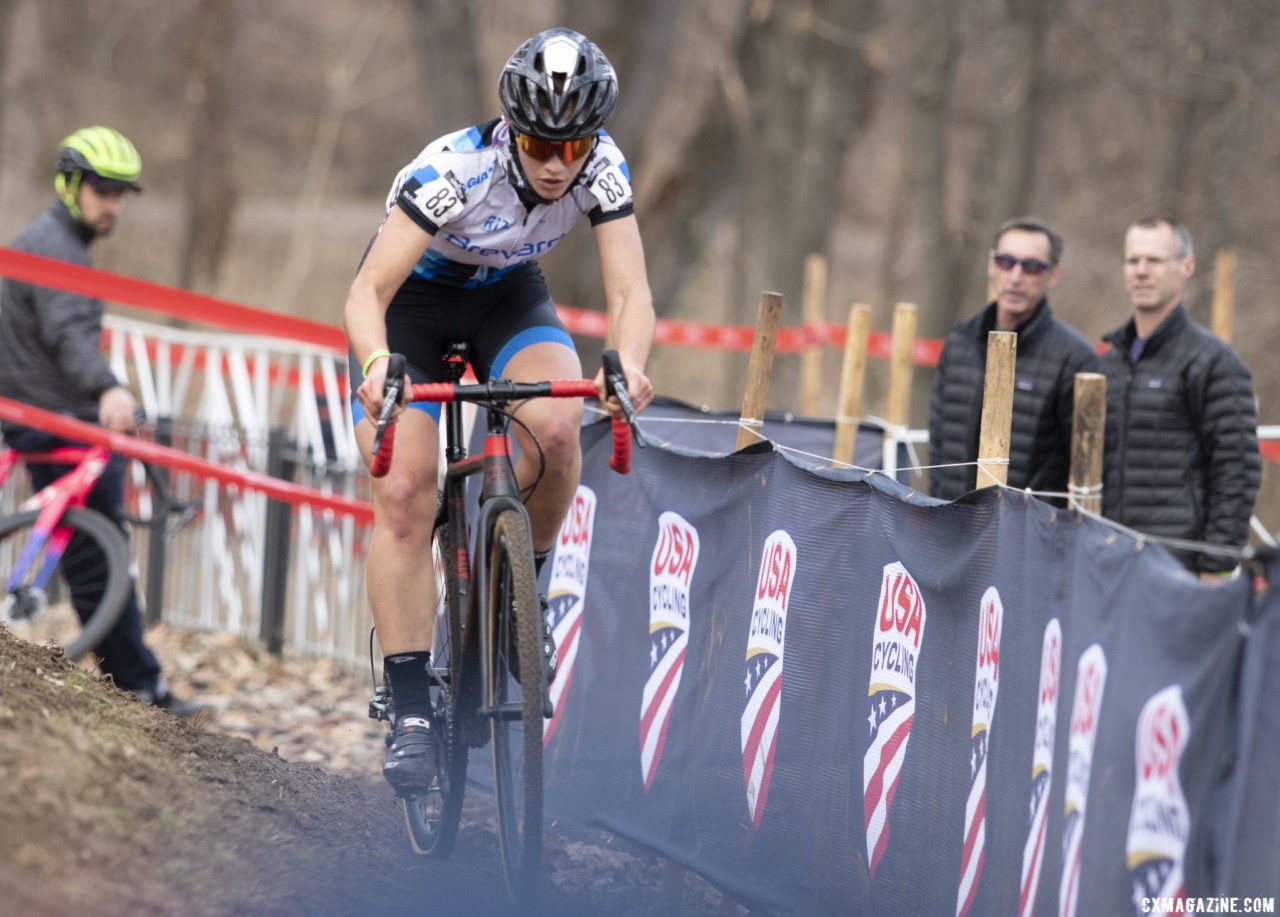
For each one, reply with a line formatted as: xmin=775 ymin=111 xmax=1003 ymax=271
xmin=3 ymin=587 xmax=48 ymax=624
xmin=368 ymin=685 xmax=391 ymax=722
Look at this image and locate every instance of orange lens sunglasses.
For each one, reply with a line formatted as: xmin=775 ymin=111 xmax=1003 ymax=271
xmin=515 ymin=132 xmax=597 ymax=164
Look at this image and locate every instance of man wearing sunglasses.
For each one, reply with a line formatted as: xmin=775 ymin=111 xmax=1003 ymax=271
xmin=928 ymin=217 xmax=1098 ymax=503
xmin=344 ymin=27 xmax=655 ymax=792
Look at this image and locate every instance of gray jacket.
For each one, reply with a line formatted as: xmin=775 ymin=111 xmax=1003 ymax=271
xmin=0 ymin=204 xmax=122 ymax=429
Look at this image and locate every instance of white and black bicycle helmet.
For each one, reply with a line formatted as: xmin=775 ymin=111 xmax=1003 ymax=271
xmin=499 ymin=28 xmax=618 ymax=141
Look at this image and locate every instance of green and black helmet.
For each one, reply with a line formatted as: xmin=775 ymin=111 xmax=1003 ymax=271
xmin=55 ymin=126 xmax=143 ymax=216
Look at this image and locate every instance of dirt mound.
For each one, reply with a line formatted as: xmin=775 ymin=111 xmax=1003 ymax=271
xmin=0 ymin=623 xmax=638 ymax=917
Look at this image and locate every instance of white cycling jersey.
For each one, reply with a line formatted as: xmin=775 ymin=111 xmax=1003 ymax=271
xmin=384 ymin=118 xmax=634 ymax=288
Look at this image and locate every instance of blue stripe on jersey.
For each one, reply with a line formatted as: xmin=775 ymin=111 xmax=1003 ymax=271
xmin=413 ymin=164 xmax=440 ymax=184
xmin=413 ymin=249 xmax=522 ymax=288
xmin=490 ymin=326 xmax=576 ymax=381
xmin=351 ymin=396 xmax=441 ymax=427
xmin=449 ymin=125 xmax=485 ymax=151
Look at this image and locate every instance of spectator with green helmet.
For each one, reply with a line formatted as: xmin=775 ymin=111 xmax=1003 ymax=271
xmin=0 ymin=126 xmax=204 ymax=716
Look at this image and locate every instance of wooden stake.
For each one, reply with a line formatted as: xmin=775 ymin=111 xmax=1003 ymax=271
xmin=886 ymin=302 xmax=917 ymax=427
xmin=799 ymin=254 xmax=827 ymax=416
xmin=1212 ymin=248 xmax=1236 ymax=343
xmin=976 ymin=330 xmax=1016 ymax=489
xmin=833 ymin=303 xmax=872 ymax=465
xmin=736 ymin=292 xmax=784 ymax=450
xmin=1069 ymin=372 xmax=1106 ymax=513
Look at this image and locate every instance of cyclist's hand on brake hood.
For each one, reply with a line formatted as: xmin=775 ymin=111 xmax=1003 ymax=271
xmin=595 ymin=352 xmax=652 ymax=420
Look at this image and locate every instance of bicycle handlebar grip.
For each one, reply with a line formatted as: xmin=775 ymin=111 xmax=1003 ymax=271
xmin=408 ymin=382 xmax=457 ymax=403
xmin=370 ymin=353 xmax=406 ymax=479
xmin=370 ymin=422 xmax=396 ymax=478
xmin=609 ymin=416 xmax=631 ymax=474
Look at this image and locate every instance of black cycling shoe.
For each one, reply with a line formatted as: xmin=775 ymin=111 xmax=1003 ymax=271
xmin=382 ymin=715 xmax=439 ymax=792
xmin=132 ymin=679 xmax=209 ymax=719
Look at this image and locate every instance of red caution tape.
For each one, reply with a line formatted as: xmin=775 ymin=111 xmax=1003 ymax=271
xmin=0 ymin=397 xmax=373 ymax=525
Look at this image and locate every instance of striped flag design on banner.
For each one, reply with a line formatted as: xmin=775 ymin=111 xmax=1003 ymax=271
xmin=639 ymin=512 xmax=699 ymax=791
xmin=543 ymin=486 xmax=597 ymax=748
xmin=1126 ymin=685 xmax=1191 ymax=913
xmin=741 ymin=530 xmax=795 ymax=830
xmin=863 ymin=561 xmax=927 ymax=877
xmin=957 ymin=587 xmax=1003 ymax=916
xmin=1059 ymin=644 xmax=1107 ymax=917
xmin=1019 ymin=618 xmax=1062 ymax=917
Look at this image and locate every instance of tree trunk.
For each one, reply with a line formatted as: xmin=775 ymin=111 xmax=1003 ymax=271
xmin=905 ymin=0 xmax=959 ymax=425
xmin=0 ymin=0 xmax=46 ymax=223
xmin=179 ymin=0 xmax=236 ymax=297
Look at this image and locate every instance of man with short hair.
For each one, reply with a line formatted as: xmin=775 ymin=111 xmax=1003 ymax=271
xmin=1099 ymin=216 xmax=1260 ymax=578
xmin=928 ymin=216 xmax=1098 ymax=502
xmin=0 ymin=126 xmax=202 ymax=715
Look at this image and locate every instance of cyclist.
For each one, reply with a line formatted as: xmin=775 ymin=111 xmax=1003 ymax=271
xmin=344 ymin=27 xmax=655 ymax=791
xmin=0 ymin=126 xmax=202 ymax=716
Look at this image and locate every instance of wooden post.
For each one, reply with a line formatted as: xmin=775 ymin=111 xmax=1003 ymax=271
xmin=885 ymin=302 xmax=917 ymax=427
xmin=976 ymin=330 xmax=1016 ymax=489
xmin=832 ymin=303 xmax=872 ymax=464
xmin=1212 ymin=248 xmax=1236 ymax=343
xmin=799 ymin=254 xmax=827 ymax=416
xmin=1069 ymin=372 xmax=1106 ymax=514
xmin=736 ymin=291 xmax=784 ymax=450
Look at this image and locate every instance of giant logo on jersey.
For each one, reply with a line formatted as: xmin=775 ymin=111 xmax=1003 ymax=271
xmin=863 ymin=561 xmax=927 ymax=877
xmin=1019 ymin=618 xmax=1062 ymax=917
xmin=1060 ymin=644 xmax=1108 ymax=917
xmin=639 ymin=512 xmax=700 ymax=791
xmin=543 ymin=486 xmax=597 ymax=747
xmin=1127 ymin=685 xmax=1191 ymax=913
xmin=741 ymin=530 xmax=795 ymax=830
xmin=957 ymin=587 xmax=1003 ymax=917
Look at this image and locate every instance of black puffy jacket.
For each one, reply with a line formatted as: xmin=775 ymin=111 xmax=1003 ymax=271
xmin=928 ymin=299 xmax=1099 ymax=502
xmin=1099 ymin=305 xmax=1260 ymax=573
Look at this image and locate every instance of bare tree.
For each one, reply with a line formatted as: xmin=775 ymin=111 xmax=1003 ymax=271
xmin=179 ymin=0 xmax=236 ymax=295
xmin=0 ymin=0 xmax=47 ymax=226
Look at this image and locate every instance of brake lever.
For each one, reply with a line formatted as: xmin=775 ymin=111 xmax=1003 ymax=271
xmin=601 ymin=349 xmax=645 ymax=448
xmin=370 ymin=353 xmax=406 ymax=456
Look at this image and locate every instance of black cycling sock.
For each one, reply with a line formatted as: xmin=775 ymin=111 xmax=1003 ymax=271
xmin=534 ymin=550 xmax=550 ymax=578
xmin=383 ymin=650 xmax=433 ymax=721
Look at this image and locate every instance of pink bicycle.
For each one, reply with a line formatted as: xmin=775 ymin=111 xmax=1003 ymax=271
xmin=0 ymin=444 xmax=131 ymax=658
xmin=0 ymin=438 xmax=195 ymax=659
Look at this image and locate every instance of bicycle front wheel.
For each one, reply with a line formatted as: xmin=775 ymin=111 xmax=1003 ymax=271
xmin=0 ymin=506 xmax=131 ymax=661
xmin=402 ymin=518 xmax=469 ymax=857
xmin=488 ymin=508 xmax=544 ymax=901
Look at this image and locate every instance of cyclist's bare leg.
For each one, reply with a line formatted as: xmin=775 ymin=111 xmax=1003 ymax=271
xmin=501 ymin=341 xmax=585 ymax=553
xmin=355 ymin=408 xmax=440 ymax=654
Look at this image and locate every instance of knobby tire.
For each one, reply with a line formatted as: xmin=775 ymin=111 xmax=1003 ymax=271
xmin=488 ymin=509 xmax=544 ymax=901
xmin=402 ymin=520 xmax=468 ymax=857
xmin=0 ymin=505 xmax=131 ymax=661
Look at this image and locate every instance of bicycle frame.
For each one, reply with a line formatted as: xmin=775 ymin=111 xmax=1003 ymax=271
xmin=433 ymin=354 xmax=549 ymax=725
xmin=0 ymin=445 xmax=111 ymax=596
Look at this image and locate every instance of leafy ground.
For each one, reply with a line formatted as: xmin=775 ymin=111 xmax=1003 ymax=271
xmin=0 ymin=620 xmax=735 ymax=917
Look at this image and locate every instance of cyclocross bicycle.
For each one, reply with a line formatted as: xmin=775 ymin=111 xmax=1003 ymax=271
xmin=0 ymin=431 xmax=199 ymax=660
xmin=366 ymin=345 xmax=638 ymax=901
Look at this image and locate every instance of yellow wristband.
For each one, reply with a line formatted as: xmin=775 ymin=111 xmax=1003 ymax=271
xmin=361 ymin=348 xmax=391 ymax=376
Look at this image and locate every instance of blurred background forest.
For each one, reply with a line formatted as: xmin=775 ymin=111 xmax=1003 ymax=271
xmin=2 ymin=0 xmax=1279 ymax=436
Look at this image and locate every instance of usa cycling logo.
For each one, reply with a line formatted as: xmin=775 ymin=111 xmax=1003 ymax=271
xmin=1060 ymin=644 xmax=1108 ymax=917
xmin=543 ymin=486 xmax=596 ymax=747
xmin=639 ymin=512 xmax=699 ymax=792
xmin=957 ymin=587 xmax=1003 ymax=917
xmin=1127 ymin=685 xmax=1191 ymax=912
xmin=741 ymin=530 xmax=795 ymax=830
xmin=864 ymin=561 xmax=926 ymax=877
xmin=1018 ymin=618 xmax=1061 ymax=917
